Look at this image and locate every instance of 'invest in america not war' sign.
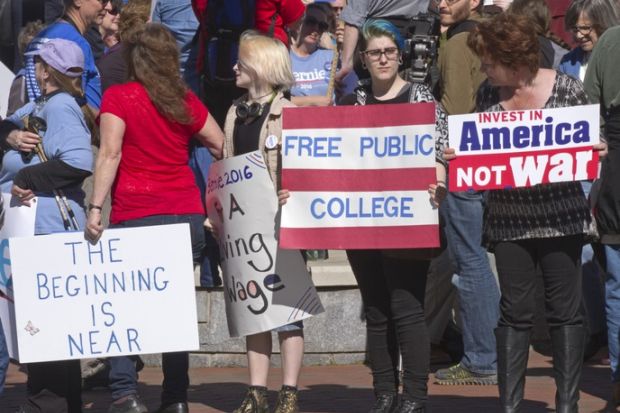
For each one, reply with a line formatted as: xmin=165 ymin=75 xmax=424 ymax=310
xmin=279 ymin=103 xmax=439 ymax=250
xmin=448 ymin=104 xmax=600 ymax=191
xmin=206 ymin=151 xmax=323 ymax=338
xmin=10 ymin=224 xmax=199 ymax=363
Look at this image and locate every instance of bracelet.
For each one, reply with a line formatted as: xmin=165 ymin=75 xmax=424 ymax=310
xmin=88 ymin=204 xmax=103 ymax=212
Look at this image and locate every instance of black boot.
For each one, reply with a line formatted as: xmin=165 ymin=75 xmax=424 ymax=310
xmin=550 ymin=325 xmax=585 ymax=413
xmin=496 ymin=327 xmax=531 ymax=413
xmin=396 ymin=399 xmax=426 ymax=412
xmin=369 ymin=392 xmax=398 ymax=413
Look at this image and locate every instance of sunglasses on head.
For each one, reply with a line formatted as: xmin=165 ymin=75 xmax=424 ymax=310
xmin=303 ymin=16 xmax=329 ymax=32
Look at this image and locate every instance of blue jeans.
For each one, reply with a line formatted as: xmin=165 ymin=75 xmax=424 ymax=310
xmin=0 ymin=318 xmax=8 ymax=395
xmin=108 ymin=214 xmax=205 ymax=403
xmin=606 ymin=244 xmax=620 ymax=382
xmin=444 ymin=191 xmax=500 ymax=375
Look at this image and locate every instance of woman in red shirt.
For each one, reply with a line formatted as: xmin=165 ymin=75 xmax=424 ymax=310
xmin=85 ymin=23 xmax=224 ymax=413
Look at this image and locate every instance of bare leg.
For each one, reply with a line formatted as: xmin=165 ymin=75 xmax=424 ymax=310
xmin=278 ymin=330 xmax=304 ymax=387
xmin=247 ymin=332 xmax=272 ymax=386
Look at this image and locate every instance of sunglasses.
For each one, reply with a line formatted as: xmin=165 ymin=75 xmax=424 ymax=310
xmin=107 ymin=7 xmax=120 ymax=15
xmin=303 ymin=16 xmax=329 ymax=33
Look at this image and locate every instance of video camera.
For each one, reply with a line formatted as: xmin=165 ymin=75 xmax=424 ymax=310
xmin=401 ymin=12 xmax=441 ymax=86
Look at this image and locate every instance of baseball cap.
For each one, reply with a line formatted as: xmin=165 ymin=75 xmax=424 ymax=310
xmin=26 ymin=38 xmax=85 ymax=78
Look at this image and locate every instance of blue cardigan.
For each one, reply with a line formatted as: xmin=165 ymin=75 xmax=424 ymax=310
xmin=558 ymin=47 xmax=587 ymax=80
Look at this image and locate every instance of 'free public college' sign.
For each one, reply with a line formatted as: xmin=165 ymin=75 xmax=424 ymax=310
xmin=448 ymin=104 xmax=600 ymax=191
xmin=280 ymin=103 xmax=439 ymax=250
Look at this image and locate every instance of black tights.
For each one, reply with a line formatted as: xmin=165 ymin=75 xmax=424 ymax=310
xmin=347 ymin=250 xmax=430 ymax=402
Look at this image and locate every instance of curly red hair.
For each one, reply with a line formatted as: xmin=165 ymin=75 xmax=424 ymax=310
xmin=467 ymin=13 xmax=540 ymax=75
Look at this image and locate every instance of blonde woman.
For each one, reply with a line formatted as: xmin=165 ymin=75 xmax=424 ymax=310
xmin=222 ymin=31 xmax=302 ymax=413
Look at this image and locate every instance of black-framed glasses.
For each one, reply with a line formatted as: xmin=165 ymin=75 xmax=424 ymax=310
xmin=571 ymin=25 xmax=593 ymax=35
xmin=303 ymin=16 xmax=329 ymax=33
xmin=362 ymin=47 xmax=400 ymax=62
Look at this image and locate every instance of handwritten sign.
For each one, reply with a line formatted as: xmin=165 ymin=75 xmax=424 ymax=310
xmin=10 ymin=224 xmax=199 ymax=363
xmin=206 ymin=151 xmax=323 ymax=338
xmin=448 ymin=105 xmax=600 ymax=191
xmin=280 ymin=104 xmax=439 ymax=249
xmin=0 ymin=193 xmax=38 ymax=359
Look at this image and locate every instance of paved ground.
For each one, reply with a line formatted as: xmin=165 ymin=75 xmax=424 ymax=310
xmin=0 ymin=349 xmax=617 ymax=413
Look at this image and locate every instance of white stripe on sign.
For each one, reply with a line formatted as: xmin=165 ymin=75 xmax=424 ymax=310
xmin=280 ymin=190 xmax=439 ymax=229
xmin=282 ymin=125 xmax=436 ymax=170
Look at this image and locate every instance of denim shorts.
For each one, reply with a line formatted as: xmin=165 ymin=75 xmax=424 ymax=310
xmin=274 ymin=321 xmax=303 ymax=332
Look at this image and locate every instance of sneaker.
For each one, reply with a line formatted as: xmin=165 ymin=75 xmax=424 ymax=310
xmin=274 ymin=386 xmax=299 ymax=413
xmin=370 ymin=393 xmax=398 ymax=413
xmin=434 ymin=363 xmax=497 ymax=385
xmin=233 ymin=386 xmax=269 ymax=413
xmin=108 ymin=394 xmax=148 ymax=413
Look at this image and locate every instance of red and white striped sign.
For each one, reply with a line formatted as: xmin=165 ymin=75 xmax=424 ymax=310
xmin=448 ymin=105 xmax=600 ymax=191
xmin=280 ymin=103 xmax=439 ymax=250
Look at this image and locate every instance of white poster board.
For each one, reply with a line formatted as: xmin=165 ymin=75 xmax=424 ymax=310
xmin=206 ymin=151 xmax=324 ymax=337
xmin=10 ymin=224 xmax=199 ymax=363
xmin=0 ymin=193 xmax=38 ymax=359
xmin=0 ymin=61 xmax=14 ymax=118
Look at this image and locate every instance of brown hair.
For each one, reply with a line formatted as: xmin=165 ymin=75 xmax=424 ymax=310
xmin=508 ymin=0 xmax=550 ymax=35
xmin=38 ymin=58 xmax=99 ymax=145
xmin=119 ymin=0 xmax=151 ymax=41
xmin=125 ymin=23 xmax=191 ymax=124
xmin=467 ymin=13 xmax=540 ymax=75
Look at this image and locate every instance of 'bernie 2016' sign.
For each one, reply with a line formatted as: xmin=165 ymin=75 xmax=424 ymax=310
xmin=280 ymin=103 xmax=439 ymax=250
xmin=448 ymin=104 xmax=600 ymax=191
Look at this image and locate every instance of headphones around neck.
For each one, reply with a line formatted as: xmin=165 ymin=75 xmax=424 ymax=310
xmin=236 ymin=92 xmax=277 ymax=121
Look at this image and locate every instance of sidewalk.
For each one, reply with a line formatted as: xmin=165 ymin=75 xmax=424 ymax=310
xmin=0 ymin=349 xmax=615 ymax=412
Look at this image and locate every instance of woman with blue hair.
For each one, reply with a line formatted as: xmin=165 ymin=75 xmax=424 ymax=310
xmin=338 ymin=18 xmax=448 ymax=413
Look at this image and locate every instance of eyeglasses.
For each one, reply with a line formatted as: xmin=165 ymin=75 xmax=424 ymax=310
xmin=235 ymin=59 xmax=249 ymax=71
xmin=303 ymin=16 xmax=329 ymax=33
xmin=362 ymin=47 xmax=400 ymax=62
xmin=571 ymin=25 xmax=593 ymax=35
xmin=106 ymin=7 xmax=120 ymax=15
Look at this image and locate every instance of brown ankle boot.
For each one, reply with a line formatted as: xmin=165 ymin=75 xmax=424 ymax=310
xmin=274 ymin=386 xmax=299 ymax=413
xmin=233 ymin=386 xmax=269 ymax=413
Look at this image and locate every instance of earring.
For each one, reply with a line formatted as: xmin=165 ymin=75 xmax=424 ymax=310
xmin=398 ymin=57 xmax=403 ymax=65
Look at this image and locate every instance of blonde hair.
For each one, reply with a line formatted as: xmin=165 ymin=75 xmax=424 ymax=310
xmin=238 ymin=30 xmax=295 ymax=92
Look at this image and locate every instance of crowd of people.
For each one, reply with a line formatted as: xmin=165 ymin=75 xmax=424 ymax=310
xmin=0 ymin=0 xmax=619 ymax=412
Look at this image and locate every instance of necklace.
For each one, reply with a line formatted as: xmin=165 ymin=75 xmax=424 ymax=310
xmin=249 ymin=90 xmax=276 ymax=103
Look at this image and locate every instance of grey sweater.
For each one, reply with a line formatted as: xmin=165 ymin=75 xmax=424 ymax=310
xmin=341 ymin=0 xmax=430 ymax=28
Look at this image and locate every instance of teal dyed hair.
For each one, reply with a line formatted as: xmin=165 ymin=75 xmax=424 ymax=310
xmin=361 ymin=19 xmax=405 ymax=51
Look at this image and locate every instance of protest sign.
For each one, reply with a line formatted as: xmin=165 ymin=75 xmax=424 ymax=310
xmin=10 ymin=224 xmax=198 ymax=363
xmin=279 ymin=103 xmax=439 ymax=250
xmin=0 ymin=193 xmax=37 ymax=359
xmin=0 ymin=61 xmax=13 ymax=118
xmin=206 ymin=151 xmax=323 ymax=338
xmin=448 ymin=105 xmax=600 ymax=191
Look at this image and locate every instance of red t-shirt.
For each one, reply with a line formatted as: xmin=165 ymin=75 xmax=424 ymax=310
xmin=100 ymin=82 xmax=208 ymax=224
xmin=255 ymin=0 xmax=305 ymax=46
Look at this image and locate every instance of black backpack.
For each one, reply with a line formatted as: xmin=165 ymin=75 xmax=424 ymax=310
xmin=203 ymin=0 xmax=256 ymax=85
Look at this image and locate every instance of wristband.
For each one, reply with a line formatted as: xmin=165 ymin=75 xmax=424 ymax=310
xmin=88 ymin=203 xmax=103 ymax=212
